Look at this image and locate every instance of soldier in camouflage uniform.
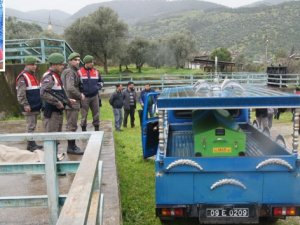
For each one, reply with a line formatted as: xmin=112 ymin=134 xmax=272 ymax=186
xmin=16 ymin=56 xmax=43 ymax=151
xmin=61 ymin=52 xmax=85 ymax=155
xmin=40 ymin=53 xmax=75 ymax=136
xmin=40 ymin=53 xmax=66 ymax=133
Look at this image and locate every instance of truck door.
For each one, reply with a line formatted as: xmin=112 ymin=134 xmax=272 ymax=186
xmin=141 ymin=92 xmax=159 ymax=158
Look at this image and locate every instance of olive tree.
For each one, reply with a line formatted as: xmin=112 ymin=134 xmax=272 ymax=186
xmin=167 ymin=33 xmax=195 ymax=69
xmin=146 ymin=40 xmax=172 ymax=68
xmin=128 ymin=37 xmax=150 ymax=73
xmin=6 ymin=17 xmax=43 ymax=39
xmin=210 ymin=47 xmax=232 ymax=62
xmin=65 ymin=7 xmax=128 ymax=74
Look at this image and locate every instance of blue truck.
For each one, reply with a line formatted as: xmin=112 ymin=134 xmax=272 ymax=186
xmin=141 ymin=80 xmax=300 ymax=224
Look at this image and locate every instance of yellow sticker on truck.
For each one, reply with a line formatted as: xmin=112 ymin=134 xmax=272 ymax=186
xmin=213 ymin=147 xmax=232 ymax=153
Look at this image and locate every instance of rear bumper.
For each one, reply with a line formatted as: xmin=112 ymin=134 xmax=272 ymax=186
xmin=156 ymin=204 xmax=300 ymax=224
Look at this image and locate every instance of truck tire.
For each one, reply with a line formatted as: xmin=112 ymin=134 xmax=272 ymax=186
xmin=159 ymin=217 xmax=173 ymax=224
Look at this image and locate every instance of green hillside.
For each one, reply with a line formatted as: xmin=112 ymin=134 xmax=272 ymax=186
xmin=131 ymin=1 xmax=300 ymax=60
xmin=69 ymin=0 xmax=226 ymax=25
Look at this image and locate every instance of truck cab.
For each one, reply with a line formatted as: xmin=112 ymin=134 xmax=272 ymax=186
xmin=141 ymin=80 xmax=300 ymax=224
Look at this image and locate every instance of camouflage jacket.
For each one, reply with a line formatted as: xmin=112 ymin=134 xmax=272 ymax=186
xmin=61 ymin=65 xmax=82 ymax=110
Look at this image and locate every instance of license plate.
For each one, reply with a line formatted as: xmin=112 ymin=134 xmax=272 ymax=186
xmin=213 ymin=147 xmax=232 ymax=153
xmin=206 ymin=208 xmax=249 ymax=218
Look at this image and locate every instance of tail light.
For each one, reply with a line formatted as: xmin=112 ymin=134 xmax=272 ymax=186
xmin=273 ymin=207 xmax=296 ymax=216
xmin=161 ymin=208 xmax=184 ymax=217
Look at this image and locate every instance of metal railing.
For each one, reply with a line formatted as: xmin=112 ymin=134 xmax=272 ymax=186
xmin=267 ymin=73 xmax=300 ymax=88
xmin=0 ymin=131 xmax=104 ymax=225
xmin=5 ymin=38 xmax=76 ymax=63
xmin=102 ymin=73 xmax=300 ymax=91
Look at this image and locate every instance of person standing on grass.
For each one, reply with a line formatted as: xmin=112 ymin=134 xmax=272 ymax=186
xmin=139 ymin=83 xmax=156 ymax=117
xmin=109 ymin=83 xmax=124 ymax=131
xmin=16 ymin=56 xmax=43 ymax=151
xmin=78 ymin=55 xmax=104 ymax=131
xmin=123 ymin=81 xmax=137 ymax=128
xmin=255 ymin=108 xmax=268 ymax=130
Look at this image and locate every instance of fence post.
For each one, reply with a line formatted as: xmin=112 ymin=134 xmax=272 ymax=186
xmin=40 ymin=39 xmax=46 ymax=63
xmin=44 ymin=140 xmax=59 ymax=225
xmin=280 ymin=74 xmax=282 ymax=88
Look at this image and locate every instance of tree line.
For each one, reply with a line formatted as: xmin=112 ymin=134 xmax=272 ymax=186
xmin=6 ymin=7 xmax=205 ymax=74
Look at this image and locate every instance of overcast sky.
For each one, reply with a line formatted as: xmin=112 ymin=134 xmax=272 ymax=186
xmin=6 ymin=0 xmax=259 ymax=14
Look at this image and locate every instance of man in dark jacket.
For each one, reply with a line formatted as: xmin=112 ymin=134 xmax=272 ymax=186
xmin=123 ymin=81 xmax=137 ymax=128
xmin=109 ymin=84 xmax=124 ymax=131
xmin=78 ymin=55 xmax=104 ymax=131
xmin=255 ymin=108 xmax=268 ymax=130
xmin=16 ymin=56 xmax=43 ymax=151
xmin=139 ymin=83 xmax=156 ymax=117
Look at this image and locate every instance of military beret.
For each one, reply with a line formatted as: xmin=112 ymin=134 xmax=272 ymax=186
xmin=68 ymin=52 xmax=80 ymax=61
xmin=48 ymin=53 xmax=65 ymax=64
xmin=24 ymin=56 xmax=38 ymax=65
xmin=83 ymin=55 xmax=94 ymax=64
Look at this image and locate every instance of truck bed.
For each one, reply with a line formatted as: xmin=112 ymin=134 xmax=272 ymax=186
xmin=167 ymin=124 xmax=291 ymax=157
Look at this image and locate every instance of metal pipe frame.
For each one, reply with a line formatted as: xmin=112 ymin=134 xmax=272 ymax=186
xmin=0 ymin=131 xmax=104 ymax=225
xmin=293 ymin=108 xmax=300 ymax=154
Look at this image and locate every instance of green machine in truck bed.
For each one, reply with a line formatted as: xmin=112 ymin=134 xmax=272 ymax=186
xmin=193 ymin=109 xmax=246 ymax=157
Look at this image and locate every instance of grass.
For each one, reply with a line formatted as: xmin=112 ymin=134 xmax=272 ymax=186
xmin=250 ymin=109 xmax=293 ymax=124
xmin=100 ymin=99 xmax=161 ymax=225
xmin=114 ymin=127 xmax=159 ymax=225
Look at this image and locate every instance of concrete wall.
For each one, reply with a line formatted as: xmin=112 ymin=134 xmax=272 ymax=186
xmin=0 ymin=64 xmax=48 ymax=119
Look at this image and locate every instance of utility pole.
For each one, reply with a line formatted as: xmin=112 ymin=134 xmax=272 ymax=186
xmin=265 ymin=39 xmax=269 ymax=64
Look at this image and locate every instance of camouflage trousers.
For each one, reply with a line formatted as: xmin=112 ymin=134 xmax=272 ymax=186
xmin=44 ymin=111 xmax=63 ymax=132
xmin=65 ymin=109 xmax=79 ymax=132
xmin=24 ymin=113 xmax=39 ymax=133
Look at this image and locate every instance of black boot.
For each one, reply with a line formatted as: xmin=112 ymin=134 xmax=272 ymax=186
xmin=34 ymin=141 xmax=43 ymax=149
xmin=67 ymin=140 xmax=84 ymax=155
xmin=27 ymin=141 xmax=43 ymax=152
xmin=81 ymin=126 xmax=87 ymax=132
xmin=94 ymin=126 xmax=99 ymax=131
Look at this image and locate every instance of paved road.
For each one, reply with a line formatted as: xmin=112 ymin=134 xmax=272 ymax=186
xmin=0 ymin=120 xmax=121 ymax=225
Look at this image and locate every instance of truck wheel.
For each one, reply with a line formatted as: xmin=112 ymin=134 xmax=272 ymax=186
xmin=159 ymin=217 xmax=173 ymax=224
xmin=195 ymin=152 xmax=202 ymax=157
